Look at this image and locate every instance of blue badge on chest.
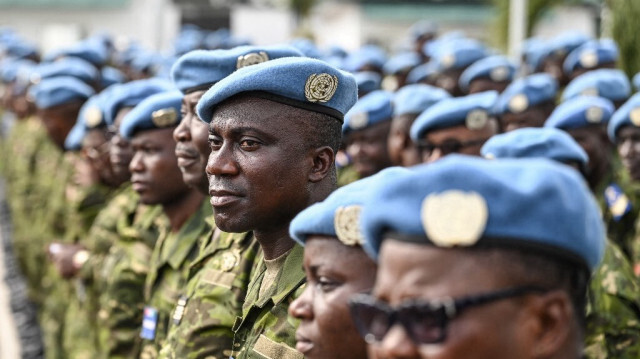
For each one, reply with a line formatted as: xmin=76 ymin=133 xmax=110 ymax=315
xmin=605 ymin=183 xmax=632 ymax=221
xmin=140 ymin=306 xmax=158 ymax=340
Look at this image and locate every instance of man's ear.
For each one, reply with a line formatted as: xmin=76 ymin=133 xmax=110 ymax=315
xmin=308 ymin=146 xmax=335 ymax=183
xmin=522 ymin=290 xmax=574 ymax=358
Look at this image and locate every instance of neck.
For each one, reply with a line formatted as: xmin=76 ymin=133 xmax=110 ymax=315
xmin=162 ymin=188 xmax=205 ymax=233
xmin=256 ymin=182 xmax=335 ymax=260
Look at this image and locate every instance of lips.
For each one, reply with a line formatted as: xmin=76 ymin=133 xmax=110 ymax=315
xmin=131 ymin=177 xmax=149 ymax=192
xmin=176 ymin=145 xmax=201 ymax=168
xmin=295 ymin=333 xmax=314 ymax=355
xmin=209 ymin=188 xmax=243 ymax=207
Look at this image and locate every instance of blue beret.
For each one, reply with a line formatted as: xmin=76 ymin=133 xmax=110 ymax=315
xmin=64 ymin=120 xmax=86 ymax=151
xmin=120 ymin=91 xmax=184 ymax=139
xmin=545 ymin=95 xmax=614 ymax=130
xmin=343 ymin=90 xmax=393 ymax=134
xmin=58 ymin=39 xmax=109 ymax=66
xmin=458 ymin=55 xmax=517 ymax=91
xmin=34 ymin=57 xmax=99 ymax=85
xmin=31 ymin=76 xmax=95 ymax=109
xmin=360 ymin=155 xmax=605 ymax=271
xmin=2 ymin=40 xmax=38 ymax=59
xmin=382 ymin=52 xmax=422 ymax=75
xmin=409 ymin=20 xmax=438 ymax=40
xmin=8 ymin=59 xmax=36 ymax=94
xmin=103 ymin=78 xmax=175 ymax=125
xmin=342 ymin=45 xmax=387 ymax=73
xmin=354 ymin=71 xmax=382 ymax=94
xmin=563 ymin=39 xmax=618 ymax=75
xmin=101 ymin=66 xmax=126 ymax=87
xmin=481 ymin=127 xmax=588 ymax=166
xmin=410 ymin=90 xmax=498 ymax=141
xmin=290 ymin=167 xmax=410 ymax=247
xmin=196 ymin=57 xmax=358 ymax=123
xmin=290 ymin=38 xmax=322 ymax=59
xmin=406 ymin=61 xmax=439 ymax=84
xmin=495 ymin=73 xmax=558 ymax=115
xmin=562 ymin=69 xmax=630 ymax=103
xmin=525 ymin=41 xmax=550 ymax=72
xmin=432 ymin=38 xmax=487 ymax=71
xmin=608 ymin=93 xmax=640 ymax=142
xmin=0 ymin=58 xmax=33 ymax=83
xmin=393 ymin=84 xmax=450 ymax=117
xmin=170 ymin=45 xmax=303 ymax=94
xmin=544 ymin=32 xmax=590 ymax=59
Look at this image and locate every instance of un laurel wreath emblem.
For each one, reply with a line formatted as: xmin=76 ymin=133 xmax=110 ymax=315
xmin=305 ymin=73 xmax=339 ymax=103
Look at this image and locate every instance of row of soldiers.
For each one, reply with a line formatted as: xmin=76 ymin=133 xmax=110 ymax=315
xmin=1 ymin=20 xmax=640 ymax=359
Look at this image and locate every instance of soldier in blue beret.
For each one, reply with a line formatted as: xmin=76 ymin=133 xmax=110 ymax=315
xmin=410 ymin=90 xmax=499 ymax=163
xmin=545 ymin=95 xmax=615 ymax=191
xmin=119 ymin=90 xmax=212 ymax=358
xmin=406 ymin=61 xmax=440 ymax=87
xmin=537 ymin=32 xmax=590 ymax=86
xmin=388 ymin=84 xmax=450 ymax=167
xmin=343 ymin=45 xmax=387 ymax=75
xmin=609 ymin=93 xmax=640 ymax=182
xmin=103 ymin=78 xmax=175 ymax=185
xmin=288 ymin=167 xmax=408 ymax=359
xmin=31 ymin=75 xmax=95 ymax=149
xmin=195 ymin=56 xmax=357 ymax=358
xmin=34 ymin=57 xmax=100 ymax=89
xmin=382 ymin=52 xmax=422 ymax=91
xmin=343 ymin=90 xmax=394 ymax=180
xmin=563 ymin=69 xmax=631 ymax=109
xmin=354 ymin=155 xmax=605 ymax=358
xmin=495 ymin=73 xmax=558 ymax=132
xmin=459 ymin=55 xmax=517 ymax=94
xmin=563 ymin=39 xmax=618 ymax=82
xmin=431 ymin=38 xmax=487 ymax=96
xmin=160 ymin=44 xmax=302 ymax=359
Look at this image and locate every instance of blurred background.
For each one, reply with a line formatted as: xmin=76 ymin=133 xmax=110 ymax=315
xmin=0 ymin=0 xmax=638 ymax=76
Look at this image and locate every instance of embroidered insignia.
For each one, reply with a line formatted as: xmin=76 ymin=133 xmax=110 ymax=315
xmin=421 ymin=190 xmax=488 ymax=247
xmin=334 ymin=205 xmax=365 ymax=246
xmin=85 ymin=107 xmax=103 ymax=128
xmin=305 ymin=73 xmax=339 ymax=103
xmin=580 ymin=87 xmax=599 ymax=97
xmin=605 ymin=184 xmax=632 ymax=221
xmin=236 ymin=51 xmax=269 ymax=69
xmin=630 ymin=108 xmax=640 ymax=127
xmin=508 ymin=94 xmax=528 ymax=114
xmin=151 ymin=108 xmax=178 ymax=127
xmin=489 ymin=66 xmax=509 ymax=82
xmin=585 ymin=106 xmax=603 ymax=123
xmin=466 ymin=109 xmax=489 ymax=130
xmin=172 ymin=295 xmax=188 ymax=325
xmin=579 ymin=51 xmax=598 ymax=69
xmin=349 ymin=112 xmax=369 ymax=130
xmin=440 ymin=53 xmax=456 ymax=69
xmin=220 ymin=250 xmax=240 ymax=272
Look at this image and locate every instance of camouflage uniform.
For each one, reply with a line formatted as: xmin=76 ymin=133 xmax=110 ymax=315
xmin=230 ymin=244 xmax=306 ymax=359
xmin=139 ymin=200 xmax=213 ymax=359
xmin=158 ymin=229 xmax=260 ymax=359
xmin=337 ymin=164 xmax=359 ymax=188
xmin=585 ymin=240 xmax=640 ymax=358
xmin=97 ymin=201 xmax=169 ymax=359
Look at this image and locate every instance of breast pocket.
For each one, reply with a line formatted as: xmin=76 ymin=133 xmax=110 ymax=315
xmin=250 ymin=334 xmax=303 ymax=359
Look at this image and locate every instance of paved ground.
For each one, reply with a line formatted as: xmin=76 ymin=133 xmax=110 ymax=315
xmin=0 ymin=224 xmax=21 ymax=359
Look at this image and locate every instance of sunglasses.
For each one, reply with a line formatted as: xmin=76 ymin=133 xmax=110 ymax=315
xmin=348 ymin=286 xmax=546 ymax=345
xmin=417 ymin=138 xmax=489 ymax=156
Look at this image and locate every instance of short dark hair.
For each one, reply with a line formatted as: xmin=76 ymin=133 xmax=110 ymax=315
xmin=470 ymin=246 xmax=589 ymax=332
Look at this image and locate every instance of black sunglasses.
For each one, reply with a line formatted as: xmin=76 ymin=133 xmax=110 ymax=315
xmin=348 ymin=286 xmax=546 ymax=345
xmin=417 ymin=138 xmax=489 ymax=156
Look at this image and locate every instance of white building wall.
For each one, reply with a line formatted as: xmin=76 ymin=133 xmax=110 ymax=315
xmin=0 ymin=0 xmax=181 ymax=54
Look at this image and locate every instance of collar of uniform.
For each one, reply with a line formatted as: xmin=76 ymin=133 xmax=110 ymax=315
xmin=167 ymin=199 xmax=213 ymax=269
xmin=264 ymin=243 xmax=306 ymax=306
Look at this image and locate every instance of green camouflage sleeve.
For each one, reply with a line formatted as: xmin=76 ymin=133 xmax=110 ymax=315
xmin=231 ymin=244 xmax=306 ymax=359
xmin=158 ymin=230 xmax=260 ymax=359
xmin=140 ymin=201 xmax=212 ymax=359
xmin=97 ymin=204 xmax=166 ymax=359
xmin=585 ymin=240 xmax=640 ymax=359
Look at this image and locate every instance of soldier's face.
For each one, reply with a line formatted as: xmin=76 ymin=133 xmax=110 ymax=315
xmin=38 ymin=101 xmax=82 ymax=149
xmin=174 ymin=90 xmax=209 ymax=194
xmin=205 ymin=96 xmax=314 ymax=233
xmin=502 ymin=106 xmax=551 ymax=133
xmin=388 ymin=115 xmax=421 ymax=167
xmin=130 ymin=127 xmax=190 ymax=205
xmin=346 ymin=120 xmax=393 ymax=178
xmin=617 ymin=126 xmax=640 ymax=181
xmin=420 ymin=123 xmax=496 ymax=164
xmin=82 ymin=128 xmax=116 ymax=187
xmin=110 ymin=107 xmax=134 ymax=180
xmin=368 ymin=240 xmax=531 ymax=359
xmin=566 ymin=126 xmax=611 ymax=188
xmin=289 ymin=236 xmax=377 ymax=359
xmin=467 ymin=78 xmax=509 ymax=95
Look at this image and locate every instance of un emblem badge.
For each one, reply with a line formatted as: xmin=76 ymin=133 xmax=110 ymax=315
xmin=236 ymin=51 xmax=269 ymax=69
xmin=305 ymin=73 xmax=338 ymax=103
xmin=334 ymin=205 xmax=365 ymax=247
xmin=152 ymin=108 xmax=178 ymax=127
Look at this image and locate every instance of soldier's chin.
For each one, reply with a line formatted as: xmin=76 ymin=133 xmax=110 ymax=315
xmin=213 ymin=212 xmax=251 ymax=234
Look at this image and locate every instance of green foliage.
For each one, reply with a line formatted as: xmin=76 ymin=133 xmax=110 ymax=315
xmin=492 ymin=0 xmax=565 ymax=50
xmin=610 ymin=0 xmax=640 ymax=77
